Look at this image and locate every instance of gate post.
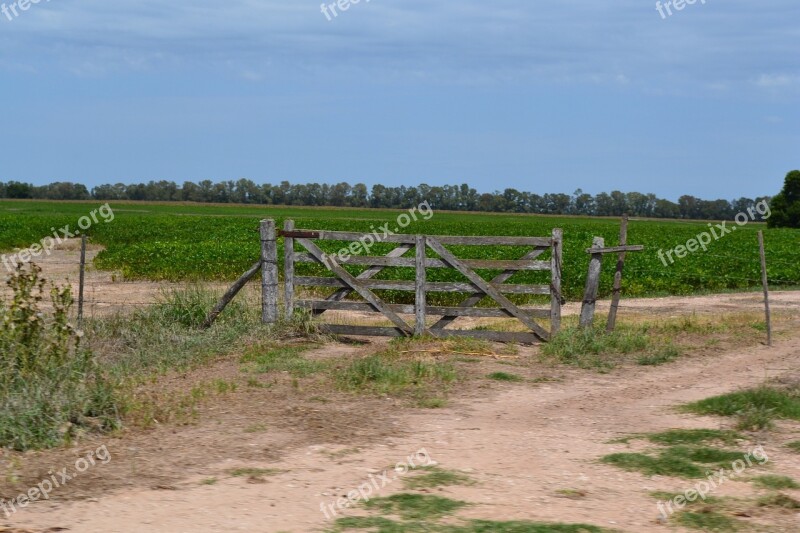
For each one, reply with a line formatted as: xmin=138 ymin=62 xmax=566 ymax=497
xmin=261 ymin=219 xmax=279 ymax=324
xmin=579 ymin=236 xmax=604 ymax=329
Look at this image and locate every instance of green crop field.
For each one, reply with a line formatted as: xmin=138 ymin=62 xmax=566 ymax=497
xmin=1 ymin=200 xmax=799 ymax=303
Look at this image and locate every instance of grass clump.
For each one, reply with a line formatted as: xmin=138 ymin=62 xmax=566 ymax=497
xmin=487 ymin=372 xmax=523 ymax=382
xmin=0 ymin=265 xmax=120 ymax=450
xmin=363 ymin=494 xmax=467 ymax=521
xmin=751 ymin=475 xmax=800 ymax=490
xmin=646 ymin=429 xmax=744 ymax=446
xmin=335 ymin=354 xmax=456 ymax=396
xmin=675 ymin=510 xmax=740 ymax=531
xmin=602 ymin=445 xmax=746 ymax=479
xmin=241 ymin=345 xmax=325 ymax=378
xmin=785 ymin=440 xmax=800 ymax=453
xmin=542 ymin=325 xmax=679 ymax=370
xmin=756 ymin=492 xmax=800 ymax=509
xmin=404 ymin=467 xmax=474 ymax=490
xmin=682 ymin=385 xmax=800 ymax=430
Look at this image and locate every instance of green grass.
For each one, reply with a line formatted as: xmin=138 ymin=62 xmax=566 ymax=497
xmin=542 ymin=325 xmax=680 ymax=370
xmin=675 ymin=510 xmax=740 ymax=531
xmin=786 ymin=440 xmax=800 ymax=453
xmin=756 ymin=493 xmax=800 ymax=509
xmin=602 ymin=445 xmax=746 ymax=479
xmin=3 ymin=199 xmax=798 ymax=301
xmin=363 ymin=494 xmax=468 ymax=521
xmin=645 ymin=429 xmax=744 ymax=446
xmin=332 ymin=517 xmax=609 ymax=532
xmin=335 ymin=355 xmax=457 ymax=396
xmin=404 ymin=468 xmax=474 ymax=490
xmin=486 ymin=372 xmax=524 ymax=382
xmin=240 ymin=345 xmax=326 ymax=378
xmin=682 ymin=385 xmax=800 ymax=430
xmin=751 ymin=475 xmax=800 ymax=490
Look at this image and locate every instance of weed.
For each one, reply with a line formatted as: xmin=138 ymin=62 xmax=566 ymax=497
xmin=682 ymin=385 xmax=800 ymax=430
xmin=646 ymin=429 xmax=744 ymax=447
xmin=756 ymin=493 xmax=800 ymax=509
xmin=785 ymin=440 xmax=800 ymax=453
xmin=241 ymin=345 xmax=325 ymax=378
xmin=675 ymin=510 xmax=740 ymax=531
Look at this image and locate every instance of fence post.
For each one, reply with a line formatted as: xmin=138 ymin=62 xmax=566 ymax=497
xmin=78 ymin=233 xmax=86 ymax=328
xmin=415 ymin=235 xmax=427 ymax=336
xmin=261 ymin=219 xmax=279 ymax=324
xmin=550 ymin=228 xmax=563 ymax=337
xmin=758 ymin=230 xmax=772 ymax=346
xmin=580 ymin=236 xmax=604 ymax=329
xmin=606 ymin=215 xmax=628 ymax=332
xmin=283 ymin=220 xmax=295 ymax=320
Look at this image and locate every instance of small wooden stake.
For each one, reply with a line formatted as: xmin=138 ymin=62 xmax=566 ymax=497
xmin=550 ymin=228 xmax=563 ymax=337
xmin=758 ymin=230 xmax=772 ymax=346
xmin=580 ymin=237 xmax=604 ymax=329
xmin=78 ymin=233 xmax=86 ymax=327
xmin=606 ymin=215 xmax=628 ymax=332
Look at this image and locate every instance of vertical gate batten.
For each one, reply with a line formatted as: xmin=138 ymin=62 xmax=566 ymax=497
xmin=415 ymin=235 xmax=427 ymax=336
xmin=550 ymin=228 xmax=563 ymax=336
xmin=283 ymin=220 xmax=295 ymax=320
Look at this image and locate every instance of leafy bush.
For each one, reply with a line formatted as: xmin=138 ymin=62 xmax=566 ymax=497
xmin=0 ymin=265 xmax=120 ymax=450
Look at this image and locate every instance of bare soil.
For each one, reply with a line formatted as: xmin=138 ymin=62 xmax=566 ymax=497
xmin=2 ymin=246 xmax=800 ymax=532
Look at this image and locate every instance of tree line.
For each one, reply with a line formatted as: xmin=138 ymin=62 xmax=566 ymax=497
xmin=0 ymin=179 xmax=772 ymax=221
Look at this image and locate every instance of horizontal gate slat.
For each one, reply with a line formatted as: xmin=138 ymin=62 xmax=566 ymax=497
xmin=286 ymin=230 xmax=552 ymax=247
xmin=320 ymin=324 xmax=540 ymax=344
xmin=294 ymin=253 xmax=550 ymax=271
xmin=294 ymin=277 xmax=551 ymax=294
xmin=297 ymin=300 xmax=551 ymax=318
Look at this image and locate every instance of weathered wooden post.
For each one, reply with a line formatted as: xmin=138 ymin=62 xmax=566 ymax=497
xmin=261 ymin=219 xmax=279 ymax=324
xmin=580 ymin=237 xmax=604 ymax=329
xmin=758 ymin=230 xmax=772 ymax=346
xmin=606 ymin=215 xmax=628 ymax=332
xmin=415 ymin=235 xmax=427 ymax=336
xmin=550 ymin=228 xmax=563 ymax=337
xmin=283 ymin=220 xmax=295 ymax=320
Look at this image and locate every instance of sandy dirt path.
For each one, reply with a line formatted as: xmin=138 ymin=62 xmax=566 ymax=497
xmin=6 ymin=325 xmax=800 ymax=532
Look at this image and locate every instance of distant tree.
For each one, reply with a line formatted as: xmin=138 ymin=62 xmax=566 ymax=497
xmin=768 ymin=170 xmax=800 ymax=228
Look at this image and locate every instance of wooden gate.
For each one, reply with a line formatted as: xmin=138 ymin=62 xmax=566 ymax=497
xmin=274 ymin=220 xmax=562 ymax=343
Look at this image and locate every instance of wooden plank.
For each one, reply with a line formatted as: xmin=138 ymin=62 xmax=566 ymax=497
xmin=415 ymin=235 xmax=427 ymax=336
xmin=579 ymin=237 xmax=604 ymax=328
xmin=295 ymin=253 xmax=550 ymax=271
xmin=297 ymin=238 xmax=413 ymax=335
xmin=551 ymin=228 xmax=563 ymax=337
xmin=289 ymin=230 xmax=552 ymax=247
xmin=758 ymin=230 xmax=772 ymax=346
xmin=320 ymin=324 xmax=541 ymax=344
xmin=606 ymin=216 xmax=627 ymax=333
xmin=317 ymin=245 xmax=413 ymax=314
xmin=427 ymin=329 xmax=542 ymax=344
xmin=430 ymin=248 xmax=548 ymax=330
xmin=202 ymin=261 xmax=261 ymax=329
xmin=584 ymin=245 xmax=644 ymax=254
xmin=283 ymin=220 xmax=295 ymax=320
xmin=295 ymin=277 xmax=551 ymax=294
xmin=278 ymin=230 xmax=320 ymax=238
xmin=320 ymin=324 xmax=406 ymax=338
xmin=260 ymin=219 xmax=279 ymax=324
xmin=426 ymin=238 xmax=550 ymax=341
xmin=297 ymin=300 xmax=552 ymax=318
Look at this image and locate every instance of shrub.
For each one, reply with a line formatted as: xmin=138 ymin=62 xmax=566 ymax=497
xmin=0 ymin=264 xmax=120 ymax=450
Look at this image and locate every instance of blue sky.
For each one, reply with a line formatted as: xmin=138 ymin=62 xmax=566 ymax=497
xmin=0 ymin=0 xmax=797 ymax=200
